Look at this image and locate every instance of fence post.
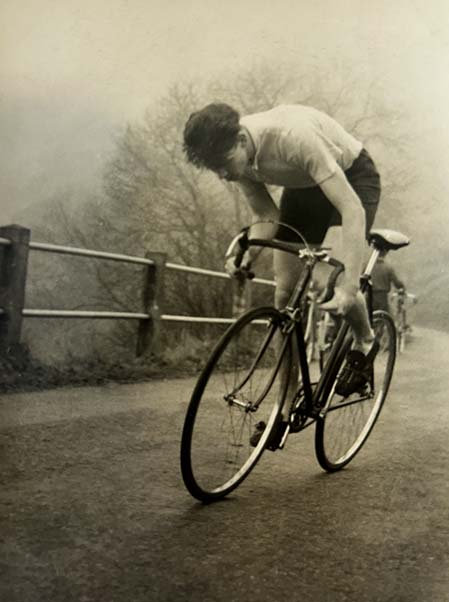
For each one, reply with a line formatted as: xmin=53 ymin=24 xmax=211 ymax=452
xmin=0 ymin=225 xmax=31 ymax=356
xmin=136 ymin=252 xmax=166 ymax=357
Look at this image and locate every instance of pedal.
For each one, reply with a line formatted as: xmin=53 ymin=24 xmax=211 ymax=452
xmin=356 ymin=382 xmax=371 ymax=396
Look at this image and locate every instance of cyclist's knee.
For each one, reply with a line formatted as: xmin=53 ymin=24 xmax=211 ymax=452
xmin=313 ymin=263 xmax=333 ymax=291
xmin=275 ymin=285 xmax=293 ymax=309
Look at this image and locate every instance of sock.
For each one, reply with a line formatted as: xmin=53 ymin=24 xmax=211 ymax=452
xmin=353 ymin=331 xmax=375 ymax=356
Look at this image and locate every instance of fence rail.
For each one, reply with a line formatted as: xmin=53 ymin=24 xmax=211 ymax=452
xmin=29 ymin=241 xmax=154 ymax=266
xmin=0 ymin=225 xmax=274 ymax=357
xmin=29 ymin=240 xmax=274 ymax=285
xmin=22 ymin=309 xmax=151 ymax=320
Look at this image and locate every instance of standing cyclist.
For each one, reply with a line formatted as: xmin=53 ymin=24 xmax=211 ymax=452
xmin=371 ymin=250 xmax=406 ymax=313
xmin=183 ymin=102 xmax=382 ymax=443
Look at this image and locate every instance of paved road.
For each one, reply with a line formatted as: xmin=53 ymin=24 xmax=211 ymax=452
xmin=1 ymin=328 xmax=448 ymax=602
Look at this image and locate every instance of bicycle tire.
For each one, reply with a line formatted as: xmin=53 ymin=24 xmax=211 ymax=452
xmin=180 ymin=306 xmax=291 ymax=502
xmin=397 ymin=309 xmax=407 ymax=353
xmin=315 ymin=310 xmax=396 ymax=472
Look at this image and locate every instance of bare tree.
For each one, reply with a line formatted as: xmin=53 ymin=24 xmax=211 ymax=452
xmin=28 ymin=60 xmax=427 ymax=365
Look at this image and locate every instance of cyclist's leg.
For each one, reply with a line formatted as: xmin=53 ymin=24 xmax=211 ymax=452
xmin=345 ymin=292 xmax=375 ymax=351
xmin=319 ymin=227 xmax=375 ymax=351
xmin=342 ymin=151 xmax=380 ymax=350
xmin=319 ymin=213 xmax=380 ymax=396
xmin=274 ymin=186 xmax=334 ymax=419
xmin=273 ymin=248 xmax=305 ymax=420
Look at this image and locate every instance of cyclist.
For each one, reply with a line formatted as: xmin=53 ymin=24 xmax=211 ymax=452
xmin=183 ymin=102 xmax=381 ymax=443
xmin=371 ymin=250 xmax=406 ymax=313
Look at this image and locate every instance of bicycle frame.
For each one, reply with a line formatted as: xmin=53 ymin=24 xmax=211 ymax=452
xmin=180 ymin=226 xmax=410 ymax=501
xmin=245 ymin=238 xmax=382 ymax=430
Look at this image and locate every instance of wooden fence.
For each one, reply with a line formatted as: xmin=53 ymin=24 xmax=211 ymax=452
xmin=0 ymin=224 xmax=274 ymax=359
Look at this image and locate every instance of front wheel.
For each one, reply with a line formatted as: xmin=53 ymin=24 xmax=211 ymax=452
xmin=315 ymin=311 xmax=396 ymax=472
xmin=396 ymin=309 xmax=407 ymax=353
xmin=180 ymin=306 xmax=291 ymax=502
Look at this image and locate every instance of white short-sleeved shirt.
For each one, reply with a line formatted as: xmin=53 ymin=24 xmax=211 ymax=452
xmin=240 ymin=104 xmax=363 ymax=188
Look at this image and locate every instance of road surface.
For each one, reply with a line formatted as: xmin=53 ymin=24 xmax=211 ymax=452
xmin=1 ymin=327 xmax=448 ymax=601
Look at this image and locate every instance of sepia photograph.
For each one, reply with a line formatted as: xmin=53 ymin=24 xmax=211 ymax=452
xmin=1 ymin=1 xmax=448 ymax=600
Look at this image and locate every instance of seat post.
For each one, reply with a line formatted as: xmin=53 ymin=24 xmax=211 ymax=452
xmin=362 ymin=246 xmax=381 ymax=278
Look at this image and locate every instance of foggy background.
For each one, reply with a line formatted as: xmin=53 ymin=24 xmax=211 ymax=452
xmin=3 ymin=0 xmax=449 ymax=219
xmin=1 ymin=0 xmax=449 ymax=367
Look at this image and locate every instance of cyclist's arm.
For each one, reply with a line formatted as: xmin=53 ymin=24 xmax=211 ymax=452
xmin=319 ymin=167 xmax=366 ymax=295
xmin=237 ymin=178 xmax=279 ymax=241
xmin=389 ymin=267 xmax=405 ymax=291
xmin=232 ymin=178 xmax=280 ymax=267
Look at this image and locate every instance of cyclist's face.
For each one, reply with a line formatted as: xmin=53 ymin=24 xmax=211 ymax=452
xmin=214 ymin=138 xmax=249 ymax=181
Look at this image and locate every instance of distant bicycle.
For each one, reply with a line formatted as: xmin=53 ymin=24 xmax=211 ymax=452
xmin=180 ymin=224 xmax=410 ymax=503
xmin=391 ymin=289 xmax=417 ymax=353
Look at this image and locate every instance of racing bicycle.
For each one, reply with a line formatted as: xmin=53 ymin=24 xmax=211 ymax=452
xmin=391 ymin=289 xmax=417 ymax=353
xmin=180 ymin=225 xmax=410 ymax=502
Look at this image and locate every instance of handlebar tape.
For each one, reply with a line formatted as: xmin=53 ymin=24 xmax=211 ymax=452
xmin=233 ymin=228 xmax=249 ymax=265
xmin=320 ymin=259 xmax=345 ymax=303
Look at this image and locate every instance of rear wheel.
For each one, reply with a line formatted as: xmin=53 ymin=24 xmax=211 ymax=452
xmin=315 ymin=311 xmax=396 ymax=471
xmin=181 ymin=306 xmax=291 ymax=502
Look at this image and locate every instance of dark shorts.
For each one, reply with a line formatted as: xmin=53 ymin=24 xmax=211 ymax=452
xmin=372 ymin=291 xmax=390 ymax=313
xmin=278 ymin=148 xmax=381 ymax=244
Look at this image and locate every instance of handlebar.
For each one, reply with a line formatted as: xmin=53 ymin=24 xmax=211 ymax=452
xmin=226 ymin=228 xmax=255 ymax=279
xmin=391 ymin=290 xmax=418 ymax=302
xmin=225 ymin=226 xmax=345 ymax=297
xmin=225 ymin=229 xmax=343 ymax=266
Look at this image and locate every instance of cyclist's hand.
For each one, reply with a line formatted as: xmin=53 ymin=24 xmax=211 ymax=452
xmin=319 ymin=285 xmax=357 ymax=316
xmin=224 ymin=253 xmax=253 ymax=280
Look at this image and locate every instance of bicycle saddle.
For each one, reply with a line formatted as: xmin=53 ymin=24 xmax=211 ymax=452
xmin=368 ymin=229 xmax=410 ymax=251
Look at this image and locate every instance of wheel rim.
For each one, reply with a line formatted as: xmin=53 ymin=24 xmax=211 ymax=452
xmin=185 ymin=310 xmax=289 ymax=498
xmin=319 ymin=312 xmax=395 ymax=467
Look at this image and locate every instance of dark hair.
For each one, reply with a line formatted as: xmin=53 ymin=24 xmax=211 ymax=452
xmin=183 ymin=103 xmax=241 ymax=170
